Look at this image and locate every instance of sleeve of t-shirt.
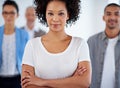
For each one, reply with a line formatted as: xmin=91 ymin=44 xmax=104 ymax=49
xmin=78 ymin=39 xmax=90 ymax=62
xmin=22 ymin=40 xmax=34 ymax=67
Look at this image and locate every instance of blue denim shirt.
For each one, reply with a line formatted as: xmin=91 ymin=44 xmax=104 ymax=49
xmin=88 ymin=32 xmax=120 ymax=88
xmin=0 ymin=25 xmax=29 ymax=74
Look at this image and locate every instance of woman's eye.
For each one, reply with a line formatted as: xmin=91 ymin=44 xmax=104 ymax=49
xmin=48 ymin=13 xmax=53 ymax=16
xmin=59 ymin=13 xmax=64 ymax=16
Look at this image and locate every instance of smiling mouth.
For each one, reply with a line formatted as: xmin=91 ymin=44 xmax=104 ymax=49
xmin=108 ymin=20 xmax=116 ymax=24
xmin=52 ymin=24 xmax=60 ymax=26
xmin=52 ymin=24 xmax=60 ymax=25
xmin=108 ymin=19 xmax=116 ymax=23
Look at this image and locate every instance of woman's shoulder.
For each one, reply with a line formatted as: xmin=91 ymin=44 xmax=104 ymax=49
xmin=72 ymin=36 xmax=85 ymax=44
xmin=27 ymin=37 xmax=41 ymax=46
xmin=71 ymin=36 xmax=88 ymax=49
xmin=24 ymin=37 xmax=42 ymax=51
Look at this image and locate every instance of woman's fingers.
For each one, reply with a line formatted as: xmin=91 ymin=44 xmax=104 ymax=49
xmin=21 ymin=76 xmax=31 ymax=87
xmin=77 ymin=67 xmax=87 ymax=75
xmin=22 ymin=81 xmax=30 ymax=88
xmin=73 ymin=66 xmax=87 ymax=76
xmin=24 ymin=70 xmax=32 ymax=76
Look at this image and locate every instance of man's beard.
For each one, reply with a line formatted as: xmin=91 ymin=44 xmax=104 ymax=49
xmin=107 ymin=20 xmax=117 ymax=30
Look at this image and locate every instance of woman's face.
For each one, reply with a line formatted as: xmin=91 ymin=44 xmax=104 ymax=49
xmin=2 ymin=5 xmax=18 ymax=25
xmin=46 ymin=1 xmax=69 ymax=32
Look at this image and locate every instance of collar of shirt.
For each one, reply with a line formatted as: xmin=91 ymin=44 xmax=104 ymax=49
xmin=100 ymin=31 xmax=120 ymax=41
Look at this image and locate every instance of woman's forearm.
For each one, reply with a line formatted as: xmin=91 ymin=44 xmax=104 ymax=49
xmin=42 ymin=62 xmax=91 ymax=88
xmin=24 ymin=85 xmax=53 ymax=88
xmin=22 ymin=62 xmax=91 ymax=88
xmin=43 ymin=75 xmax=90 ymax=88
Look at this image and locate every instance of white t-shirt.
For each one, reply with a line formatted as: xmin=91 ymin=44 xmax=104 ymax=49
xmin=0 ymin=33 xmax=19 ymax=76
xmin=22 ymin=37 xmax=90 ymax=79
xmin=101 ymin=36 xmax=118 ymax=88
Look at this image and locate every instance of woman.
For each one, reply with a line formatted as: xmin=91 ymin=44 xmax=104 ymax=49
xmin=0 ymin=1 xmax=29 ymax=88
xmin=21 ymin=0 xmax=91 ymax=88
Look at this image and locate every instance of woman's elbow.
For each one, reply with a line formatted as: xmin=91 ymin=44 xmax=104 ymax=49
xmin=82 ymin=79 xmax=91 ymax=88
xmin=77 ymin=78 xmax=91 ymax=88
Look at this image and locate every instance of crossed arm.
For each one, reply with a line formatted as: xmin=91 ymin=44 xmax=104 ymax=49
xmin=21 ymin=61 xmax=91 ymax=88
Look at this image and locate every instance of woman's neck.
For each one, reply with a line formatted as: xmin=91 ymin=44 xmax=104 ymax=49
xmin=4 ymin=24 xmax=15 ymax=35
xmin=43 ymin=30 xmax=70 ymax=41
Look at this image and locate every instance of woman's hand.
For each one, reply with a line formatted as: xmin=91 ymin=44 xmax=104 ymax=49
xmin=73 ymin=66 xmax=87 ymax=76
xmin=21 ymin=70 xmax=45 ymax=88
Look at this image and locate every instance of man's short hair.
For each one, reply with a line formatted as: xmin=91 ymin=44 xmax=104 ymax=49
xmin=104 ymin=3 xmax=120 ymax=13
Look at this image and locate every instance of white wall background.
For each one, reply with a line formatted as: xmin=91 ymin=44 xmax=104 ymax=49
xmin=0 ymin=0 xmax=119 ymax=40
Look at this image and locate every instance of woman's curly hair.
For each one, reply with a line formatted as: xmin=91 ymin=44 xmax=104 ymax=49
xmin=34 ymin=0 xmax=81 ymax=26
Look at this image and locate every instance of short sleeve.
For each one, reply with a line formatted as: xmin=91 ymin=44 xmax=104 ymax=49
xmin=22 ymin=40 xmax=34 ymax=66
xmin=78 ymin=40 xmax=90 ymax=62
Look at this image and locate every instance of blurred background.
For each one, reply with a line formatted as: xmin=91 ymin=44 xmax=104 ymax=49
xmin=0 ymin=0 xmax=120 ymax=40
